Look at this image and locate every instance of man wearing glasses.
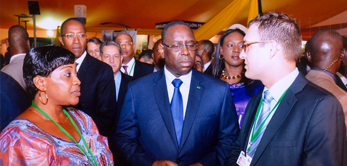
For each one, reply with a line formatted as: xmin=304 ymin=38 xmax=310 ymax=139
xmin=115 ymin=33 xmax=154 ymax=79
xmin=114 ymin=20 xmax=239 ymax=166
xmin=59 ymin=18 xmax=117 ymax=138
xmin=225 ymin=12 xmax=346 ymax=166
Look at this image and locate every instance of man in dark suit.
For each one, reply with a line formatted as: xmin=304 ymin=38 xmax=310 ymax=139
xmin=100 ymin=41 xmax=132 ymax=165
xmin=197 ymin=40 xmax=214 ymax=75
xmin=225 ymin=12 xmax=347 ymax=166
xmin=115 ymin=33 xmax=154 ymax=79
xmin=114 ymin=21 xmax=239 ymax=166
xmin=0 ymin=71 xmax=29 ymax=131
xmin=58 ymin=18 xmax=117 ymax=137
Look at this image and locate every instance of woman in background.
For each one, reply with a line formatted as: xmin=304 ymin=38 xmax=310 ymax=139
xmin=213 ymin=29 xmax=263 ymax=127
xmin=0 ymin=46 xmax=113 ymax=165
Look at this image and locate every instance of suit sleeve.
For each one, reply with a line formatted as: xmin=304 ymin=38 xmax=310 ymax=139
xmin=114 ymin=83 xmax=157 ymax=166
xmin=95 ymin=65 xmax=117 ymax=137
xmin=304 ymin=95 xmax=347 ymax=166
xmin=199 ymin=83 xmax=240 ymax=166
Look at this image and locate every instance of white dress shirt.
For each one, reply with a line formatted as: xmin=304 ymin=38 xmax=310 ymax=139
xmin=120 ymin=57 xmax=135 ymax=76
xmin=247 ymin=68 xmax=299 ymax=152
xmin=336 ymin=72 xmax=347 ymax=87
xmin=204 ymin=61 xmax=211 ymax=70
xmin=75 ymin=51 xmax=87 ymax=72
xmin=164 ymin=66 xmax=192 ymax=119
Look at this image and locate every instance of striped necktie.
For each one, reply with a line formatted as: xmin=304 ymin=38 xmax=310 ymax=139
xmin=248 ymin=90 xmax=273 ymax=157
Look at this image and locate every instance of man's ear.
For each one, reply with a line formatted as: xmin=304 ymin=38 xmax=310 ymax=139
xmin=58 ymin=36 xmax=64 ymax=46
xmin=6 ymin=39 xmax=9 ymax=47
xmin=33 ymin=76 xmax=46 ymax=91
xmin=158 ymin=43 xmax=165 ymax=59
xmin=268 ymin=40 xmax=279 ymax=59
xmin=306 ymin=51 xmax=312 ymax=62
xmin=26 ymin=40 xmax=30 ymax=49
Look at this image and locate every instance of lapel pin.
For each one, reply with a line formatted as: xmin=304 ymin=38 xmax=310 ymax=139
xmin=197 ymin=86 xmax=201 ymax=89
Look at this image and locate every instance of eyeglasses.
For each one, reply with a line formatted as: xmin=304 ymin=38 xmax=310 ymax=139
xmin=61 ymin=33 xmax=87 ymax=39
xmin=242 ymin=41 xmax=267 ymax=52
xmin=162 ymin=41 xmax=197 ymax=52
xmin=118 ymin=42 xmax=133 ymax=47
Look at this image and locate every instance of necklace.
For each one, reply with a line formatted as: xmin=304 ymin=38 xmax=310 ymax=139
xmin=31 ymin=108 xmax=68 ymax=124
xmin=221 ymin=69 xmax=242 ymax=80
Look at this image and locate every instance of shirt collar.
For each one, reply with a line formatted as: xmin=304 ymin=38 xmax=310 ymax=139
xmin=114 ymin=71 xmax=122 ymax=83
xmin=75 ymin=51 xmax=87 ymax=71
xmin=124 ymin=57 xmax=135 ymax=67
xmin=336 ymin=72 xmax=347 ymax=85
xmin=164 ymin=65 xmax=192 ymax=88
xmin=9 ymin=53 xmax=26 ymax=63
xmin=311 ymin=67 xmax=336 ymax=82
xmin=264 ymin=68 xmax=299 ymax=101
xmin=204 ymin=61 xmax=211 ymax=70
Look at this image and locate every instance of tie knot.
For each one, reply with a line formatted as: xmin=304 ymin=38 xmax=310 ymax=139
xmin=263 ymin=90 xmax=274 ymax=103
xmin=172 ymin=79 xmax=183 ymax=88
xmin=123 ymin=65 xmax=128 ymax=70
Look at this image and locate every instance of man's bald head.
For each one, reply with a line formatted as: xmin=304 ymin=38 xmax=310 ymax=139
xmin=309 ymin=29 xmax=344 ymax=73
xmin=7 ymin=25 xmax=30 ymax=55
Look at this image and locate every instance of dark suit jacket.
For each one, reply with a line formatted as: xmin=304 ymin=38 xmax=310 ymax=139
xmin=114 ymin=69 xmax=239 ymax=166
xmin=116 ymin=72 xmax=133 ymax=124
xmin=204 ymin=64 xmax=213 ymax=76
xmin=0 ymin=72 xmax=29 ymax=131
xmin=133 ymin=60 xmax=154 ymax=79
xmin=74 ymin=54 xmax=117 ymax=137
xmin=226 ymin=74 xmax=347 ymax=166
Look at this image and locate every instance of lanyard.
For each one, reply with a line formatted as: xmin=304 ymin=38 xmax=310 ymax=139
xmin=129 ymin=61 xmax=135 ymax=75
xmin=32 ymin=101 xmax=98 ymax=166
xmin=247 ymin=88 xmax=289 ymax=152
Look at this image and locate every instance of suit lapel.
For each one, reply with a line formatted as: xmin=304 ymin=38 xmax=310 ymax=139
xmin=153 ymin=70 xmax=179 ymax=150
xmin=179 ymin=70 xmax=204 ymax=152
xmin=251 ymin=74 xmax=307 ymax=165
xmin=77 ymin=54 xmax=91 ymax=82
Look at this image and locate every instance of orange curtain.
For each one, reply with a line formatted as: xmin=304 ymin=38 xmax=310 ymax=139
xmin=194 ymin=0 xmax=258 ymax=41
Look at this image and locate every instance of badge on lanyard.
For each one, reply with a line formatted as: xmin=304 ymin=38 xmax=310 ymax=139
xmin=236 ymin=151 xmax=252 ymax=166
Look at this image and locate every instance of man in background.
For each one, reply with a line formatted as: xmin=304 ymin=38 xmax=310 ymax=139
xmin=197 ymin=40 xmax=214 ymax=75
xmin=115 ymin=33 xmax=154 ymax=79
xmin=152 ymin=39 xmax=165 ymax=72
xmin=2 ymin=25 xmax=30 ymax=91
xmin=59 ymin=18 xmax=117 ymax=137
xmin=305 ymin=29 xmax=347 ymax=132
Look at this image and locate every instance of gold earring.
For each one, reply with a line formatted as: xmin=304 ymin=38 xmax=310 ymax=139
xmin=39 ymin=91 xmax=48 ymax=105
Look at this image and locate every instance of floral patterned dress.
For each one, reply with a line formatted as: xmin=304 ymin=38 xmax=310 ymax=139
xmin=0 ymin=108 xmax=113 ymax=166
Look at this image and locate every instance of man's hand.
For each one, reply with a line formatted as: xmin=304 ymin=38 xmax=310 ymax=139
xmin=189 ymin=163 xmax=203 ymax=166
xmin=152 ymin=160 xmax=179 ymax=166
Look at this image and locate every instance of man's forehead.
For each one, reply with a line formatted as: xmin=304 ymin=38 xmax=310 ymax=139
xmin=167 ymin=25 xmax=195 ymax=40
xmin=116 ymin=33 xmax=132 ymax=41
xmin=244 ymin=24 xmax=260 ymax=42
xmin=63 ymin=20 xmax=85 ymax=33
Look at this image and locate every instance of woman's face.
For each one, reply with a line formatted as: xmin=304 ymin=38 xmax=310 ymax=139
xmin=220 ymin=32 xmax=245 ymax=67
xmin=43 ymin=63 xmax=81 ymax=106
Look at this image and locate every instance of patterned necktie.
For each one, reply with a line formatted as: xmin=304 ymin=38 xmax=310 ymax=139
xmin=171 ymin=78 xmax=183 ymax=146
xmin=123 ymin=65 xmax=128 ymax=75
xmin=248 ymin=90 xmax=274 ymax=157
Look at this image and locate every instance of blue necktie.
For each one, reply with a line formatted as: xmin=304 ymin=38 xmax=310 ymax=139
xmin=248 ymin=90 xmax=273 ymax=157
xmin=171 ymin=79 xmax=183 ymax=146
